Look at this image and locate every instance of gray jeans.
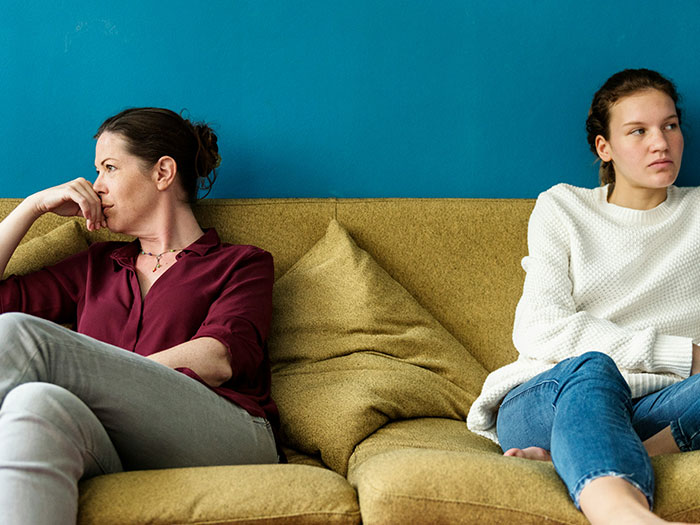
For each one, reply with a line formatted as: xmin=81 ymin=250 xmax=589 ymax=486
xmin=0 ymin=312 xmax=278 ymax=525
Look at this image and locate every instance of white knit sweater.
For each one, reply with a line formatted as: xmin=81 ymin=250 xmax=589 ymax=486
xmin=467 ymin=183 xmax=700 ymax=444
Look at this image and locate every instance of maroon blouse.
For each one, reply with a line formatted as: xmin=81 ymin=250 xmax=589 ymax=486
xmin=0 ymin=228 xmax=278 ymax=423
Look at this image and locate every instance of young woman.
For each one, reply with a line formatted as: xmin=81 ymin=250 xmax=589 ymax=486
xmin=467 ymin=69 xmax=700 ymax=525
xmin=0 ymin=108 xmax=280 ymax=524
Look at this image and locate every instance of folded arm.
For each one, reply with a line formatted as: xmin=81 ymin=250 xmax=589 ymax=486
xmin=147 ymin=337 xmax=233 ymax=387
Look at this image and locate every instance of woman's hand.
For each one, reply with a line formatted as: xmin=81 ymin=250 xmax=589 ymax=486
xmin=25 ymin=178 xmax=106 ymax=231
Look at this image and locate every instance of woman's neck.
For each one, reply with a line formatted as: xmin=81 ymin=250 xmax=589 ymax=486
xmin=137 ymin=202 xmax=204 ymax=255
xmin=607 ymin=185 xmax=669 ymax=210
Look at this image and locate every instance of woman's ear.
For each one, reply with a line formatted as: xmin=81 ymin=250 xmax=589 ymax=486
xmin=595 ymin=135 xmax=612 ymax=163
xmin=153 ymin=156 xmax=178 ymax=190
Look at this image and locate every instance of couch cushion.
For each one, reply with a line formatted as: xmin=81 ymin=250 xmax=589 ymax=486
xmin=3 ymin=219 xmax=88 ymax=278
xmin=348 ymin=417 xmax=499 ymax=474
xmin=268 ymin=219 xmax=487 ymax=475
xmin=349 ymin=447 xmax=588 ymax=525
xmin=336 ymin=199 xmax=534 ymax=373
xmin=652 ymin=451 xmax=700 ymax=522
xmin=78 ymin=464 xmax=361 ymax=525
xmin=349 ymin=435 xmax=700 ymax=524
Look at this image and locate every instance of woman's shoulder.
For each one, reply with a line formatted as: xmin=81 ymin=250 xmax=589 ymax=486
xmin=212 ymin=242 xmax=273 ymax=272
xmin=197 ymin=229 xmax=271 ymax=260
xmin=217 ymin=242 xmax=271 ymax=259
xmin=538 ymin=182 xmax=604 ymax=203
xmin=85 ymin=240 xmax=133 ymax=255
xmin=533 ymin=183 xmax=605 ymax=219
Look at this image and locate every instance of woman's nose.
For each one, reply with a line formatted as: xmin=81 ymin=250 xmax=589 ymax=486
xmin=93 ymin=173 xmax=105 ymax=193
xmin=649 ymin=129 xmax=669 ymax=152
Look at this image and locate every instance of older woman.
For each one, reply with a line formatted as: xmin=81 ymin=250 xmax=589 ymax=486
xmin=0 ymin=108 xmax=279 ymax=524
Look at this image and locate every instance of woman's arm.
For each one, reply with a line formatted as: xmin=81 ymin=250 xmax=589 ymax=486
xmin=147 ymin=248 xmax=274 ymax=388
xmin=513 ymin=191 xmax=692 ymax=377
xmin=147 ymin=337 xmax=232 ymax=387
xmin=0 ymin=200 xmax=42 ymax=277
xmin=0 ymin=178 xmax=105 ymax=277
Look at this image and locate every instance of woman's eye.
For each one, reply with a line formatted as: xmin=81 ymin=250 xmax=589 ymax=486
xmin=665 ymin=123 xmax=678 ymax=130
xmin=106 ymin=164 xmax=116 ymax=171
xmin=631 ymin=129 xmax=645 ymax=136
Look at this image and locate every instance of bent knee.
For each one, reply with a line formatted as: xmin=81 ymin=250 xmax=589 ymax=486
xmin=2 ymin=382 xmax=82 ymax=417
xmin=577 ymin=351 xmax=616 ymax=367
xmin=0 ymin=312 xmax=44 ymax=341
xmin=0 ymin=311 xmax=39 ymax=326
xmin=571 ymin=351 xmax=626 ymax=382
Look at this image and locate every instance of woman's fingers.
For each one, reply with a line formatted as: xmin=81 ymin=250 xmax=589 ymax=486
xmin=67 ymin=178 xmax=104 ymax=230
xmin=31 ymin=178 xmax=105 ymax=230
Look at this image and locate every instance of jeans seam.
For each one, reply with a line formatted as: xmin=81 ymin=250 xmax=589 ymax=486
xmin=671 ymin=419 xmax=692 ymax=452
xmin=499 ymin=379 xmax=559 ymax=409
xmin=685 ymin=425 xmax=700 ymax=446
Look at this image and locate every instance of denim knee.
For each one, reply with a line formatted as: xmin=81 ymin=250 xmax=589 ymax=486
xmin=570 ymin=351 xmax=619 ymax=374
xmin=550 ymin=353 xmax=650 ymax=507
xmin=563 ymin=351 xmax=630 ymax=395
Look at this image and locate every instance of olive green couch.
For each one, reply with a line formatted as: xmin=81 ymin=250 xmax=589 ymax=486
xmin=1 ymin=197 xmax=699 ymax=525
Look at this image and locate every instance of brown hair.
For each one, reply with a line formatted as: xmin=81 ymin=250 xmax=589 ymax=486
xmin=585 ymin=69 xmax=682 ymax=187
xmin=95 ymin=107 xmax=219 ymax=204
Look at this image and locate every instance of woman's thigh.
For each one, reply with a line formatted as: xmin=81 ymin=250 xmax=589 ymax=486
xmin=0 ymin=312 xmax=277 ymax=470
xmin=631 ymin=373 xmax=700 ymax=441
xmin=497 ymin=367 xmax=560 ymax=451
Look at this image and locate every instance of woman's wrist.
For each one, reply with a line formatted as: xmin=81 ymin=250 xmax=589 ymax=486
xmin=17 ymin=193 xmax=45 ymax=221
xmin=692 ymin=344 xmax=700 ymax=376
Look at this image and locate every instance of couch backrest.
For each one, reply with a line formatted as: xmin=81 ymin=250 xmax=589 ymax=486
xmin=0 ymin=198 xmax=535 ymax=372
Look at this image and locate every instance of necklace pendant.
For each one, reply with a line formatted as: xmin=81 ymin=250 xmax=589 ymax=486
xmin=140 ymin=248 xmax=180 ymax=273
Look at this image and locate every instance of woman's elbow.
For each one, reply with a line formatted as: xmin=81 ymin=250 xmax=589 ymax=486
xmin=205 ymin=357 xmax=233 ymax=387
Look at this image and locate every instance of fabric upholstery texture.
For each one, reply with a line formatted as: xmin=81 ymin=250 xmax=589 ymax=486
xmin=348 ymin=417 xmax=499 ymax=473
xmin=78 ymin=464 xmax=360 ymax=525
xmin=348 ymin=446 xmax=700 ymax=524
xmin=3 ymin=219 xmax=88 ymax=278
xmin=335 ymin=199 xmax=534 ymax=373
xmin=268 ymin=219 xmax=486 ymax=475
xmin=349 ymin=447 xmax=587 ymax=525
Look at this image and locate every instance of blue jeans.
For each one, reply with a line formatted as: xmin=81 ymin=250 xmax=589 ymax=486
xmin=497 ymin=351 xmax=700 ymax=509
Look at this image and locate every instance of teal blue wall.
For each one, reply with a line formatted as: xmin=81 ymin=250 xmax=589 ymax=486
xmin=4 ymin=1 xmax=700 ymax=198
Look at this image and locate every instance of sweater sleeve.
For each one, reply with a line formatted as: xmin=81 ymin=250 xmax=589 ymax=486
xmin=512 ymin=191 xmax=692 ymax=378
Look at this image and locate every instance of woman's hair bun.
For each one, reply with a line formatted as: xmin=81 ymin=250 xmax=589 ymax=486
xmin=184 ymin=118 xmax=220 ymax=199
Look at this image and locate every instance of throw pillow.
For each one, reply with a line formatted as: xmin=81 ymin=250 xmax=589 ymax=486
xmin=268 ymin=219 xmax=487 ymax=475
xmin=3 ymin=220 xmax=89 ymax=279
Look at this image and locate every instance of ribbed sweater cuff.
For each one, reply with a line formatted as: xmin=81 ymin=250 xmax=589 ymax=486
xmin=653 ymin=335 xmax=693 ymax=377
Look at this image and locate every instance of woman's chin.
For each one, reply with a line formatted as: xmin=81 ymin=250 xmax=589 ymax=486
xmin=102 ymin=219 xmax=120 ymax=234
